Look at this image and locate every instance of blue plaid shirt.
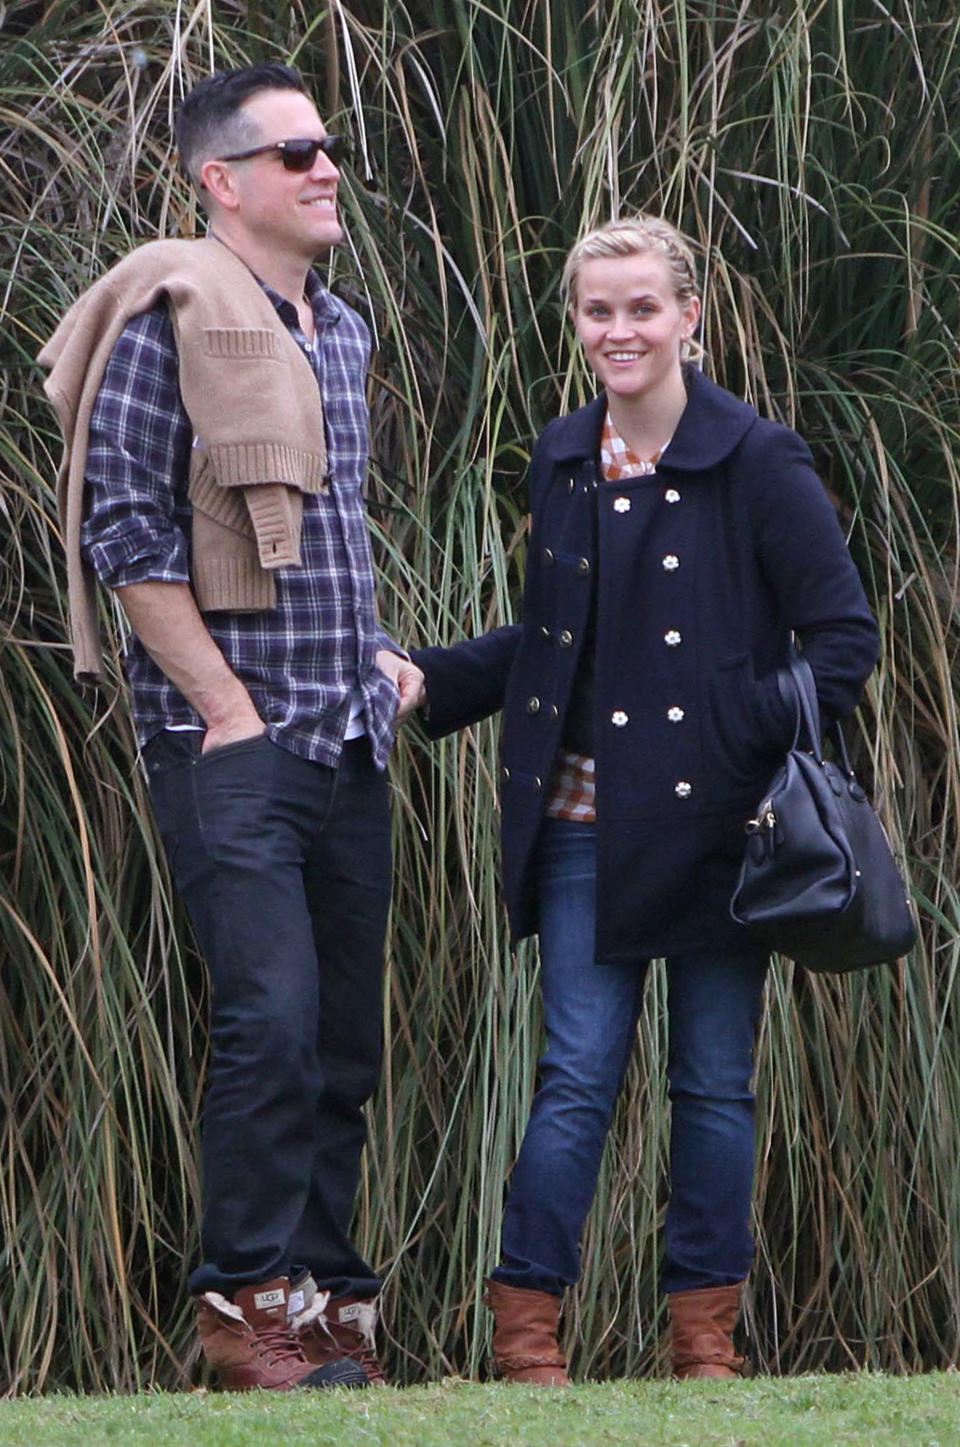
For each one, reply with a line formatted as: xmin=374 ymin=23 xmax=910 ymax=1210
xmin=81 ymin=269 xmax=399 ymax=769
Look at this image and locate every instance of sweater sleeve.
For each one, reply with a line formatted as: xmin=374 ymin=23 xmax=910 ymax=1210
xmin=80 ymin=306 xmax=194 ymax=589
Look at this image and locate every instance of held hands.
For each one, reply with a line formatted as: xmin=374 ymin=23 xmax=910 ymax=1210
xmin=198 ymin=655 xmax=426 ymax=752
xmin=376 ymin=649 xmax=426 ymax=721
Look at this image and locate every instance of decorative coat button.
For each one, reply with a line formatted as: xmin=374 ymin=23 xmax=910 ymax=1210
xmin=611 ymin=710 xmax=629 ymax=727
xmin=567 ymin=477 xmax=576 ymax=493
xmin=675 ymin=780 xmax=692 ymax=798
xmin=550 ymin=704 xmax=559 ymax=719
xmin=540 ymin=625 xmax=551 ymax=638
xmin=558 ymin=629 xmax=574 ymax=647
xmin=543 ymin=547 xmax=555 ymax=565
xmin=662 ymin=555 xmax=680 ymax=571
xmin=665 ymin=488 xmax=681 ymax=504
xmin=501 ymin=766 xmax=511 ymax=782
xmin=613 ymin=496 xmax=631 ymax=513
xmin=664 ymin=629 xmax=682 ymax=647
xmin=577 ymin=557 xmax=590 ymax=575
xmin=667 ymin=706 xmax=685 ymax=722
xmin=534 ymin=777 xmax=542 ymax=790
xmin=526 ymin=696 xmax=541 ymax=714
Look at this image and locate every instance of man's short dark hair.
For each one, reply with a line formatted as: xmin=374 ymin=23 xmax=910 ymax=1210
xmin=176 ymin=64 xmax=309 ymax=187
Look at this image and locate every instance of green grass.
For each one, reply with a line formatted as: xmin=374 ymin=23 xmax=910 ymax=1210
xmin=3 ymin=0 xmax=960 ymax=1393
xmin=0 ymin=1377 xmax=958 ymax=1447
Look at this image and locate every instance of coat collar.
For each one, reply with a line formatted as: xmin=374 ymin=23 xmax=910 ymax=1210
xmin=540 ymin=365 xmax=758 ymax=473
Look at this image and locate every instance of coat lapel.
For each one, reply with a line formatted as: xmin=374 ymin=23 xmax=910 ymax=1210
xmin=539 ymin=368 xmax=758 ymax=474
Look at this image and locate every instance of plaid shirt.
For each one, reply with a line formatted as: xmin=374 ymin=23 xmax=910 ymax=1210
xmin=81 ymin=268 xmax=398 ymax=769
xmin=545 ymin=411 xmax=666 ymax=821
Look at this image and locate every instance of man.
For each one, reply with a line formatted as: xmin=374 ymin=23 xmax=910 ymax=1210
xmin=40 ymin=64 xmax=424 ymax=1391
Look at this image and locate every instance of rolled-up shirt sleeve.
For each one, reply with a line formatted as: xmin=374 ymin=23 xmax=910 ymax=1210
xmin=81 ymin=306 xmax=194 ymax=588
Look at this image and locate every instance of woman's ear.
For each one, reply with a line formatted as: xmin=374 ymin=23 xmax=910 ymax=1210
xmin=682 ymin=294 xmax=702 ymax=340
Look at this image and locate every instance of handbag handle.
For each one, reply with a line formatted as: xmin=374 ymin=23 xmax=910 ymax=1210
xmin=776 ymin=650 xmax=857 ymax=777
xmin=776 ymin=650 xmax=823 ymax=756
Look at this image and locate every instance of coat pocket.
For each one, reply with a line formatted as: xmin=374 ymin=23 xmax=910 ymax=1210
xmin=703 ymin=653 xmax=791 ymax=789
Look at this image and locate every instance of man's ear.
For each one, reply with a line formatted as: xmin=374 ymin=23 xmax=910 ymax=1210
xmin=198 ymin=159 xmax=240 ymax=212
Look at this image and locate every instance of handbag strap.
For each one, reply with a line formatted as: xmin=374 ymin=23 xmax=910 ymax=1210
xmin=776 ymin=650 xmax=824 ymax=757
xmin=776 ymin=647 xmax=857 ymax=774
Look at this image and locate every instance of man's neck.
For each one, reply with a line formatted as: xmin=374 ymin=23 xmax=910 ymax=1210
xmin=210 ymin=227 xmax=316 ymax=317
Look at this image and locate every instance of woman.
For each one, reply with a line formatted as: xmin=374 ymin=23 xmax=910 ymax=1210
xmin=413 ymin=217 xmax=878 ymax=1380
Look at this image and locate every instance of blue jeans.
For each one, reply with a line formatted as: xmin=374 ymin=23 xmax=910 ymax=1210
xmin=145 ymin=730 xmax=392 ymax=1301
xmin=491 ymin=819 xmax=768 ymax=1297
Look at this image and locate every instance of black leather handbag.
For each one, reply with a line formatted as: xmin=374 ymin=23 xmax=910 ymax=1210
xmin=730 ymin=653 xmax=916 ymax=972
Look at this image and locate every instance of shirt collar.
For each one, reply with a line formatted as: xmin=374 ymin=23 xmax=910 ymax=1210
xmin=253 ymin=269 xmax=342 ymax=332
xmin=304 ymin=268 xmax=341 ymax=324
xmin=600 ymin=411 xmax=667 ymax=478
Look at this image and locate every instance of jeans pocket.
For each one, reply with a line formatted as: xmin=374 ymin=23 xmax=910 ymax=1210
xmin=142 ymin=729 xmax=202 ymax=777
xmin=143 ymin=734 xmax=202 ymax=871
xmin=195 ymin=732 xmax=271 ymax=765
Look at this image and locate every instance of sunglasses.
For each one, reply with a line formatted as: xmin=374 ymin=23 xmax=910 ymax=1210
xmin=217 ymin=134 xmax=347 ymax=172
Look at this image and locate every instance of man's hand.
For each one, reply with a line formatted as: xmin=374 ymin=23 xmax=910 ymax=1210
xmin=201 ymin=709 xmax=267 ymax=755
xmin=116 ymin=580 xmax=266 ymax=754
xmin=376 ymin=649 xmax=426 ymax=721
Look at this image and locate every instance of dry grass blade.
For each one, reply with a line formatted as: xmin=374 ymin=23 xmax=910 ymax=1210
xmin=0 ymin=0 xmax=957 ymax=1390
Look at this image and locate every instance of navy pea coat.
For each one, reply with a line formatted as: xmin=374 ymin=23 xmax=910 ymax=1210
xmin=413 ymin=366 xmax=879 ymax=963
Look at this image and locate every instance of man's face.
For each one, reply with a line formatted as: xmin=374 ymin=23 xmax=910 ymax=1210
xmin=221 ymin=87 xmax=343 ymax=260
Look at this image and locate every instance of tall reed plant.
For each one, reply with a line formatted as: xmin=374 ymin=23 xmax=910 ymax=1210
xmin=1 ymin=0 xmax=957 ymax=1390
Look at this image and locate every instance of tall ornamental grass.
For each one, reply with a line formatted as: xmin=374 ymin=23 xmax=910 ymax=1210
xmin=1 ymin=0 xmax=957 ymax=1390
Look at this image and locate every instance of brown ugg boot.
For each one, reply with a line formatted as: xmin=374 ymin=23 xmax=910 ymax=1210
xmin=485 ymin=1278 xmax=571 ymax=1385
xmin=195 ymin=1276 xmax=367 ymax=1391
xmin=668 ymin=1282 xmax=746 ymax=1380
xmin=293 ymin=1281 xmax=388 ymax=1386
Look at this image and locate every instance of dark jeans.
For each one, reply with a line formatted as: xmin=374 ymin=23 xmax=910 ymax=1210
xmin=490 ymin=819 xmax=769 ymax=1297
xmin=145 ymin=730 xmax=392 ymax=1300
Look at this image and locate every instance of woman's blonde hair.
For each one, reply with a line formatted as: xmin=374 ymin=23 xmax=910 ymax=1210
xmin=561 ymin=215 xmax=700 ymax=311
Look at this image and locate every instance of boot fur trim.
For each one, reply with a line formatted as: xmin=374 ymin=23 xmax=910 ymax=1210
xmin=290 ymin=1290 xmax=331 ymax=1332
xmin=197 ymin=1291 xmax=247 ymax=1324
xmin=333 ymin=1299 xmax=377 ymax=1349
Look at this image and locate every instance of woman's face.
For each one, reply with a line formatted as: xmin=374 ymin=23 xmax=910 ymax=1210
xmin=572 ymin=251 xmax=700 ymax=404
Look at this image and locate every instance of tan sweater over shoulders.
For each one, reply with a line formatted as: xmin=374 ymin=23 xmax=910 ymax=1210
xmin=39 ymin=235 xmax=332 ymax=682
